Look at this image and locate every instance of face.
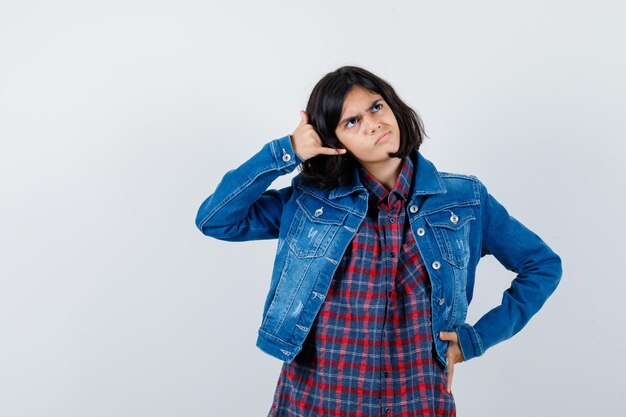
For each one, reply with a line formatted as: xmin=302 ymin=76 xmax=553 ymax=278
xmin=334 ymin=86 xmax=401 ymax=172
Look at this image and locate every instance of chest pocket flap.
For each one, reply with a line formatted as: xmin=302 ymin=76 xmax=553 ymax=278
xmin=424 ymin=206 xmax=475 ymax=229
xmin=296 ymin=193 xmax=347 ymax=225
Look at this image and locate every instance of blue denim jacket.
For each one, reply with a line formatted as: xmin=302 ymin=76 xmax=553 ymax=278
xmin=195 ymin=135 xmax=562 ymax=368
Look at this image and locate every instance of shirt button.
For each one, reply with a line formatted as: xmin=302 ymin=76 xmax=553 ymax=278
xmin=388 ymin=291 xmax=392 ymax=296
xmin=384 ymin=371 xmax=389 ymax=377
xmin=389 ymin=217 xmax=396 ymax=224
xmin=432 ymin=261 xmax=441 ymax=270
xmin=439 ymin=298 xmax=445 ymax=305
xmin=417 ymin=227 xmax=425 ymax=236
xmin=409 ymin=205 xmax=419 ymax=213
xmin=389 ymin=252 xmax=395 ymax=258
xmin=385 ymin=407 xmax=391 ymax=413
xmin=282 ymin=153 xmax=291 ymax=162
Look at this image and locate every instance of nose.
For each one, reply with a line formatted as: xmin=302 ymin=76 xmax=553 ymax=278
xmin=364 ymin=115 xmax=381 ymax=133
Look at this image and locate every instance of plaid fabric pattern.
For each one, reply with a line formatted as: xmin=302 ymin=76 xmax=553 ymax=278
xmin=269 ymin=157 xmax=456 ymax=416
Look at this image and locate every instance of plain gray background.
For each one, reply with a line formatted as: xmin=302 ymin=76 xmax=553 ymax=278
xmin=1 ymin=0 xmax=625 ymax=416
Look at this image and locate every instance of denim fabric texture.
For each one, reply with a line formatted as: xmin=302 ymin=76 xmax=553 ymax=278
xmin=195 ymin=135 xmax=562 ymax=369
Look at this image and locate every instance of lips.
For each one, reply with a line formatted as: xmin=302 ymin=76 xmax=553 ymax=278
xmin=375 ymin=132 xmax=390 ymax=144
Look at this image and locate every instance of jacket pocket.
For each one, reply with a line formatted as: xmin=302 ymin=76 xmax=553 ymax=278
xmin=424 ymin=206 xmax=475 ymax=269
xmin=286 ymin=193 xmax=347 ymax=258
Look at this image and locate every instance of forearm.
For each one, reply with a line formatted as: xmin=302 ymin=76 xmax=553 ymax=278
xmin=195 ymin=135 xmax=301 ymax=241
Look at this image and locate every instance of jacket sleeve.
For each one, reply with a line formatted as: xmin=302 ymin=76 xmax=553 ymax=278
xmin=195 ymin=135 xmax=302 ymax=241
xmin=455 ymin=179 xmax=563 ymax=361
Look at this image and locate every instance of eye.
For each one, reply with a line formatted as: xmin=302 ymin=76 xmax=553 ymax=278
xmin=346 ymin=118 xmax=358 ymax=129
xmin=372 ymin=103 xmax=383 ymax=112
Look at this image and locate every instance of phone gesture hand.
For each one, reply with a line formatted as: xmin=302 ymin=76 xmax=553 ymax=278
xmin=290 ymin=110 xmax=346 ymax=161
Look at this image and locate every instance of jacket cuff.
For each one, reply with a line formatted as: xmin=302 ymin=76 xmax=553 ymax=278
xmin=288 ymin=135 xmax=305 ymax=165
xmin=456 ymin=323 xmax=484 ymax=361
xmin=270 ymin=135 xmax=302 ymax=172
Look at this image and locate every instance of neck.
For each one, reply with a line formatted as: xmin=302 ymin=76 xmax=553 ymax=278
xmin=361 ymin=158 xmax=403 ymax=191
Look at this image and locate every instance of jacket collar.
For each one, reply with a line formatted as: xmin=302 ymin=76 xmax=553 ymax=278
xmin=411 ymin=150 xmax=447 ymax=196
xmin=327 ymin=150 xmax=446 ymax=200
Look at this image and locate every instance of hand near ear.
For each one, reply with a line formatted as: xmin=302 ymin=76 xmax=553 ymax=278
xmin=439 ymin=331 xmax=465 ymax=394
xmin=291 ymin=110 xmax=346 ymax=161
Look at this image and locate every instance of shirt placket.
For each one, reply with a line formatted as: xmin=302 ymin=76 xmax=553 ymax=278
xmin=378 ymin=195 xmax=403 ymax=416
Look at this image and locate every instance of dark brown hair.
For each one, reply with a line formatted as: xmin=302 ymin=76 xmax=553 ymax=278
xmin=300 ymin=66 xmax=426 ymax=189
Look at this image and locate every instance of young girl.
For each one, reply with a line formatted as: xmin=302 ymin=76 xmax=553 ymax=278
xmin=195 ymin=66 xmax=562 ymax=416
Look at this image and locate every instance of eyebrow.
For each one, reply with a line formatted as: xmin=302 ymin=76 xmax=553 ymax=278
xmin=339 ymin=99 xmax=384 ymax=126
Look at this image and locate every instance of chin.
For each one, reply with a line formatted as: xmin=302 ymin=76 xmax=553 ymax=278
xmin=387 ymin=142 xmax=401 ymax=154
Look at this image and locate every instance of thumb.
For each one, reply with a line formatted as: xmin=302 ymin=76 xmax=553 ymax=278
xmin=439 ymin=331 xmax=458 ymax=342
xmin=298 ymin=109 xmax=309 ymax=126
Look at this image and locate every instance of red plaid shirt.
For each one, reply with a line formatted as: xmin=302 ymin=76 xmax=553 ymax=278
xmin=269 ymin=157 xmax=456 ymax=416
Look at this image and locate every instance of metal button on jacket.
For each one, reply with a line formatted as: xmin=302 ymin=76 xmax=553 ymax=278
xmin=438 ymin=298 xmax=445 ymax=305
xmin=282 ymin=153 xmax=291 ymax=162
xmin=450 ymin=213 xmax=459 ymax=224
xmin=417 ymin=227 xmax=425 ymax=236
xmin=409 ymin=205 xmax=419 ymax=213
xmin=432 ymin=261 xmax=441 ymax=270
xmin=314 ymin=208 xmax=323 ymax=217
